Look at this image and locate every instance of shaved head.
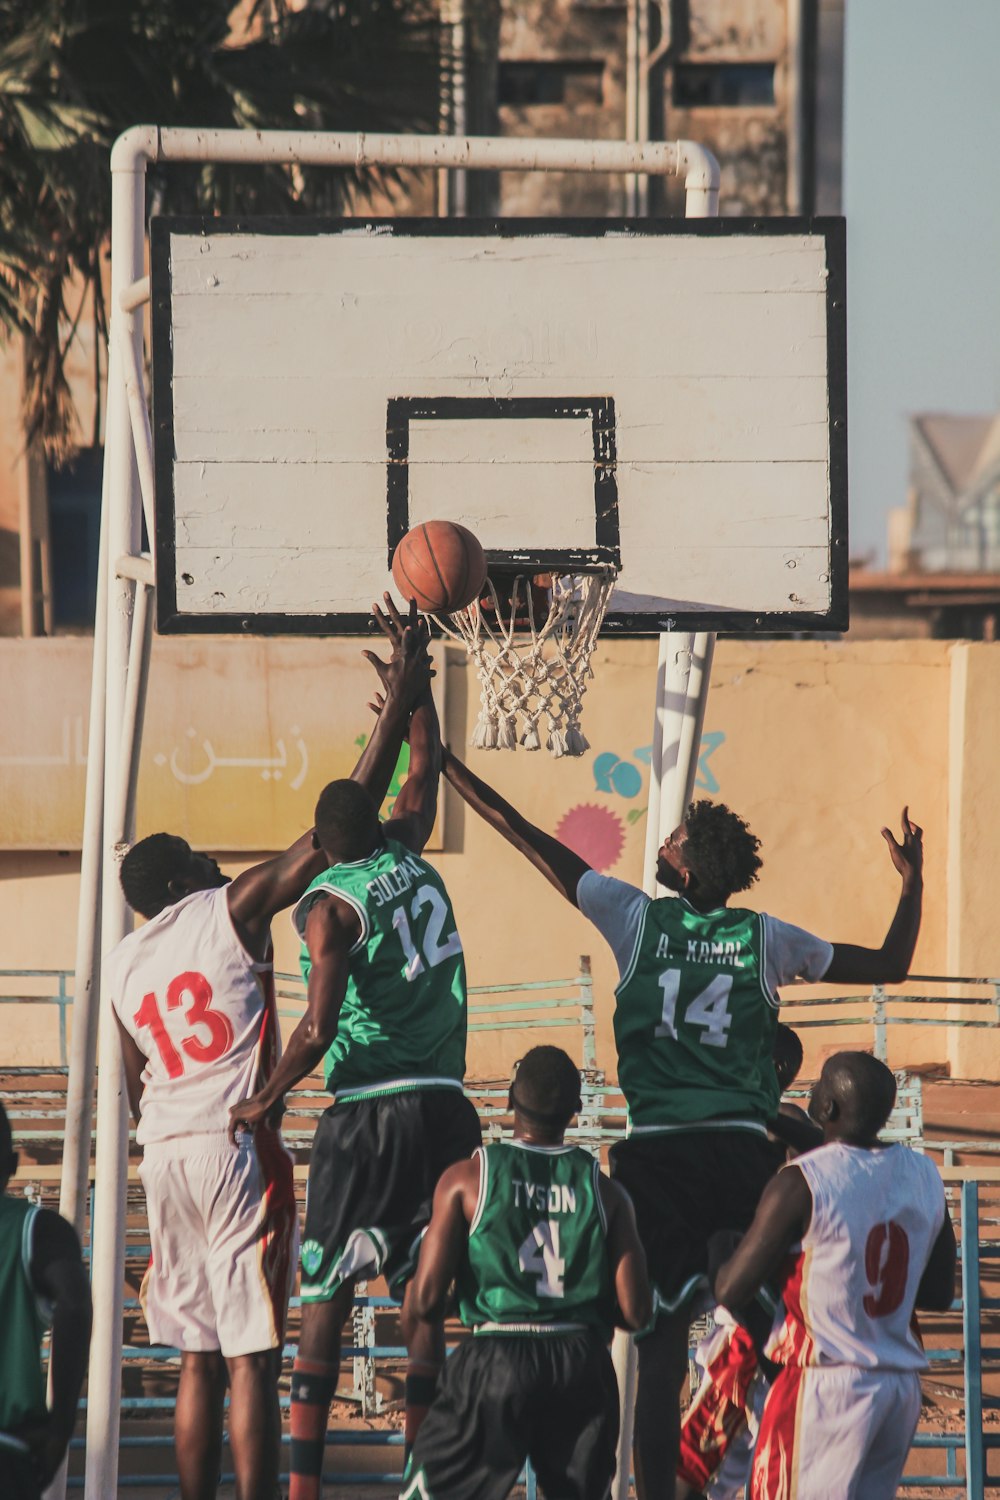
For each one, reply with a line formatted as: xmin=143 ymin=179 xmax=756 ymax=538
xmin=810 ymin=1052 xmax=897 ymax=1143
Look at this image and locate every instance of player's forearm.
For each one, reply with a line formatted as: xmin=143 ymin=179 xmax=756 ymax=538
xmin=351 ymin=689 xmax=411 ymax=805
xmin=253 ymin=1013 xmax=338 ymax=1107
xmin=47 ymin=1297 xmax=92 ymax=1452
xmin=442 ymin=749 xmax=586 ymax=904
xmin=825 ymin=877 xmax=922 ymax=985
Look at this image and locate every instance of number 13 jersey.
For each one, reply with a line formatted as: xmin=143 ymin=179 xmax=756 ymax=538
xmin=293 ymin=838 xmax=467 ymax=1101
xmin=107 ymin=886 xmax=278 ymax=1147
xmin=768 ymin=1142 xmax=947 ymax=1371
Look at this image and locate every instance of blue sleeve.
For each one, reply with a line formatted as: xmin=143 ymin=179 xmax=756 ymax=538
xmin=576 ymin=871 xmax=649 ymax=980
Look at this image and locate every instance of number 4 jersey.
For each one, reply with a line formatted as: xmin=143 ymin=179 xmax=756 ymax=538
xmin=107 ymin=885 xmax=279 ymax=1148
xmin=293 ymin=838 xmax=467 ymax=1100
xmin=456 ymin=1140 xmax=615 ymax=1339
xmin=767 ymin=1142 xmax=947 ymax=1370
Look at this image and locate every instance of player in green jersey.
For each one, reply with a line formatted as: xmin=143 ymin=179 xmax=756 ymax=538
xmin=0 ymin=1104 xmax=92 ymax=1500
xmin=401 ymin=1046 xmax=652 ymax=1500
xmin=439 ymin=750 xmax=923 ymax=1500
xmin=232 ymin=623 xmax=481 ymax=1500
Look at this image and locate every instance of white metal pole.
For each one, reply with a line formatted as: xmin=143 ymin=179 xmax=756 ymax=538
xmin=625 ymin=0 xmax=638 ymax=214
xmin=59 ymin=449 xmax=111 ymax=1237
xmin=84 ymin=146 xmax=145 ymax=1500
xmin=451 ymin=0 xmax=468 ymax=216
xmin=613 ymin=159 xmax=721 ymax=1500
xmin=636 ymin=0 xmax=650 ymax=217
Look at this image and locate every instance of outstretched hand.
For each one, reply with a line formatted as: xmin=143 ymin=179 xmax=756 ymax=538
xmin=881 ymin=806 xmax=923 ymax=885
xmin=362 ymin=594 xmax=433 ymax=710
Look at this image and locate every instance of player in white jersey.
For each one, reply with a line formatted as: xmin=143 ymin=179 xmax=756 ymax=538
xmin=108 ymin=602 xmax=432 ymax=1500
xmin=714 ymin=1052 xmax=956 ymax=1500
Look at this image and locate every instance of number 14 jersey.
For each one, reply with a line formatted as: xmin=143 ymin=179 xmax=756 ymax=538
xmin=107 ymin=885 xmax=279 ymax=1148
xmin=293 ymin=838 xmax=467 ymax=1100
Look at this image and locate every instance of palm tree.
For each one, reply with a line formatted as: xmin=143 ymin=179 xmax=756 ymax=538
xmin=0 ymin=0 xmax=439 ymax=459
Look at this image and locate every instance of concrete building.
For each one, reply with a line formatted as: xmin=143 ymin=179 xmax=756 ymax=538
xmin=0 ymin=0 xmax=845 ymax=639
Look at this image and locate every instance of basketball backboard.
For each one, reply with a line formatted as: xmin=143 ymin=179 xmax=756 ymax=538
xmin=151 ymin=218 xmax=847 ymax=635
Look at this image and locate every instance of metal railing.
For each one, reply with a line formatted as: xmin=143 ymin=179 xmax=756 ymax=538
xmin=4 ymin=963 xmax=1000 ymax=1494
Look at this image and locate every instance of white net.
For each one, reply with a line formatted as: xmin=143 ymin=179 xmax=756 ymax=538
xmin=434 ymin=570 xmax=616 ymax=756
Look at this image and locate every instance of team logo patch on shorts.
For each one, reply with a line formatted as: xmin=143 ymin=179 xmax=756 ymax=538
xmin=301 ymin=1239 xmax=324 ymax=1276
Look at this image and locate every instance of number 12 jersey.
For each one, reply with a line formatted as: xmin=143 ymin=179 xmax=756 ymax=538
xmin=293 ymin=838 xmax=467 ymax=1101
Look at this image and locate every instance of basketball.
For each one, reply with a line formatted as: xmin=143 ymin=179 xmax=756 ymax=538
xmin=391 ymin=520 xmax=488 ymax=614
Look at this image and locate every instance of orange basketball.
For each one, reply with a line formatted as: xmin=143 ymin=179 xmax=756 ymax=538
xmin=391 ymin=520 xmax=488 ymax=614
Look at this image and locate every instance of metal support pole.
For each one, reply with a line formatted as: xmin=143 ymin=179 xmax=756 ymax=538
xmin=84 ymin=148 xmax=145 ymax=1500
xmin=615 ymin=159 xmax=719 ymax=1500
xmin=961 ymin=1182 xmax=984 ymax=1500
xmin=60 ymin=450 xmax=111 ymax=1235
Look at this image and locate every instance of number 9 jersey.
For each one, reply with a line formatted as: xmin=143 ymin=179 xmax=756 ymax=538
xmin=107 ymin=885 xmax=279 ymax=1147
xmin=293 ymin=838 xmax=467 ymax=1101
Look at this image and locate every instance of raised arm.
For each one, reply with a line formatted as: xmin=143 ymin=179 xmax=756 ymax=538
xmin=409 ymin=1158 xmax=479 ymax=1321
xmin=598 ymin=1177 xmax=653 ymax=1330
xmin=228 ymin=895 xmax=356 ymax=1136
xmin=382 ymin=691 xmax=441 ymax=855
xmin=824 ymin=809 xmax=923 ymax=984
xmin=712 ymin=1166 xmax=812 ymax=1311
xmin=443 ymin=748 xmax=591 ymax=906
xmin=226 ymin=603 xmax=432 ymax=941
xmin=915 ymin=1210 xmax=957 ymax=1312
xmin=29 ymin=1210 xmax=93 ymax=1488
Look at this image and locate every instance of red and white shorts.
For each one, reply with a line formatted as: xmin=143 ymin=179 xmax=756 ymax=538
xmin=139 ymin=1127 xmax=298 ymax=1357
xmin=751 ymin=1364 xmax=921 ymax=1500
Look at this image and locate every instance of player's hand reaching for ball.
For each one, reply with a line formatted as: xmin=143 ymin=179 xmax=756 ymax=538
xmin=363 ymin=593 xmax=434 ymax=710
xmin=881 ymin=806 xmax=922 ymax=888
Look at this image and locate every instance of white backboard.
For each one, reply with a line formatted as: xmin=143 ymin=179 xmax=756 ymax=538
xmin=151 ymin=219 xmax=847 ymax=634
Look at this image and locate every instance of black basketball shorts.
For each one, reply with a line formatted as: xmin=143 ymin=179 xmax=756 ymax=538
xmin=401 ymin=1331 xmax=620 ymax=1500
xmin=610 ymin=1127 xmax=778 ymax=1313
xmin=300 ymin=1087 xmax=482 ymax=1303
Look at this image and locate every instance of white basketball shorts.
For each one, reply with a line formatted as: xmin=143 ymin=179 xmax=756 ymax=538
xmin=751 ymin=1364 xmax=921 ymax=1500
xmin=138 ymin=1126 xmax=298 ymax=1357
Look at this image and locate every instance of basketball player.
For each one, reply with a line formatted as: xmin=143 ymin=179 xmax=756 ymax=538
xmin=401 ymin=1045 xmax=652 ymax=1500
xmin=713 ymin=1052 xmax=956 ymax=1500
xmin=231 ymin=662 xmax=481 ymax=1500
xmin=440 ymin=749 xmax=923 ymax=1500
xmin=0 ymin=1103 xmax=92 ymax=1500
xmin=108 ymin=603 xmax=432 ymax=1500
xmin=677 ymin=1024 xmax=820 ymax=1500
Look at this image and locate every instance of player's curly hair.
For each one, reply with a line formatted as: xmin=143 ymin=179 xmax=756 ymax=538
xmin=510 ymin=1046 xmax=583 ymax=1129
xmin=682 ymin=799 xmax=762 ymax=900
xmin=773 ymin=1022 xmax=804 ymax=1091
xmin=314 ymin=779 xmax=380 ymax=860
xmin=120 ymin=833 xmax=188 ymax=919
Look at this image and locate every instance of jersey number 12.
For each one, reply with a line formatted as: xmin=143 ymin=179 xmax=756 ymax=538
xmin=392 ymin=884 xmax=462 ymax=981
xmin=655 ymin=969 xmax=734 ymax=1049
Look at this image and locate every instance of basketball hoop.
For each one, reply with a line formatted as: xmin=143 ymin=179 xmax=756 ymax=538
xmin=434 ymin=569 xmax=617 ymax=756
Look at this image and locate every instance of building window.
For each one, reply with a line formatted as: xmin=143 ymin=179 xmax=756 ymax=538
xmin=499 ymin=60 xmax=605 ymax=108
xmin=48 ymin=447 xmax=104 ymax=628
xmin=673 ymin=62 xmax=775 ymax=108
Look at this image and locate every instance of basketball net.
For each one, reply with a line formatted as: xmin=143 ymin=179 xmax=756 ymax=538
xmin=434 ymin=570 xmax=616 ymax=756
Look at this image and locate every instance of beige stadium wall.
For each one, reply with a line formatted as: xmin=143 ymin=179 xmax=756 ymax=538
xmin=2 ymin=636 xmax=999 ymax=1081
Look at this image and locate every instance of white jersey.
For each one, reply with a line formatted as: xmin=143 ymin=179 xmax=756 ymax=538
xmin=767 ymin=1142 xmax=946 ymax=1372
xmin=107 ymin=886 xmax=279 ymax=1148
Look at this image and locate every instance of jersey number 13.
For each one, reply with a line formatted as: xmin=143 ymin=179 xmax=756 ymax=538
xmin=133 ymin=972 xmax=235 ymax=1079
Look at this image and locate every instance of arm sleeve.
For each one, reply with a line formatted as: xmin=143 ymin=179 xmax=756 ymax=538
xmin=576 ymin=871 xmax=649 ymax=980
xmin=763 ymin=914 xmax=835 ymax=991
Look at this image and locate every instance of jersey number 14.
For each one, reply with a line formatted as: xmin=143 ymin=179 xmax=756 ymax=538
xmin=655 ymin=969 xmax=734 ymax=1049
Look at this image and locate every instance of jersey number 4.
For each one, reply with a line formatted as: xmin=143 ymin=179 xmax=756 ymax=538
xmin=518 ymin=1220 xmax=566 ymax=1299
xmin=655 ymin=969 xmax=733 ymax=1049
xmin=133 ymin=972 xmax=235 ymax=1079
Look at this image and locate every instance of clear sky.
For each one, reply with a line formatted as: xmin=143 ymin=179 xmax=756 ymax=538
xmin=843 ymin=0 xmax=1000 ymax=563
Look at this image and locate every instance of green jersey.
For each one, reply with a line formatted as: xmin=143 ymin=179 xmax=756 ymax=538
xmin=614 ymin=896 xmax=779 ymax=1132
xmin=456 ymin=1141 xmax=615 ymax=1339
xmin=293 ymin=838 xmax=467 ymax=1101
xmin=0 ymin=1197 xmax=49 ymax=1443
